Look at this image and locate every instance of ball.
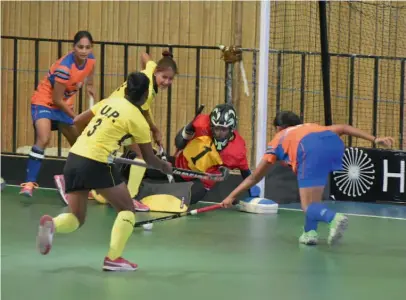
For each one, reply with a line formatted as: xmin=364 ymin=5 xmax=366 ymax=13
xmin=142 ymin=223 xmax=153 ymax=230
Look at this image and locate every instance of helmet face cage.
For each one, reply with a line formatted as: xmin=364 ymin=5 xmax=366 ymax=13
xmin=209 ymin=104 xmax=237 ymax=151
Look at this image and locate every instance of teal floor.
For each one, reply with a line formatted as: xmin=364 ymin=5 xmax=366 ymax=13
xmin=1 ymin=186 xmax=406 ymax=300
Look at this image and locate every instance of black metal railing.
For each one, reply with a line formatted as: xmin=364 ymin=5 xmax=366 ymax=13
xmin=1 ymin=35 xmax=405 ymax=162
xmin=1 ymin=36 xmax=224 ymax=157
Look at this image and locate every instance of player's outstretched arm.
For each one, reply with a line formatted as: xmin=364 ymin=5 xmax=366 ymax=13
xmin=140 ymin=53 xmax=151 ymax=70
xmin=327 ymin=124 xmax=394 ymax=148
xmin=138 ymin=142 xmax=172 ymax=174
xmin=141 ymin=109 xmax=162 ymax=146
xmin=221 ymin=159 xmax=272 ymax=208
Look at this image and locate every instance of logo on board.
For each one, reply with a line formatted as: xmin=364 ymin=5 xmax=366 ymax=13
xmin=333 ymin=147 xmax=375 ymax=197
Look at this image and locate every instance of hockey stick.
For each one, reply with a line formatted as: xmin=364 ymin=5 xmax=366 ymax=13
xmin=194 ymin=104 xmax=205 ymax=119
xmin=108 ymin=155 xmax=230 ymax=182
xmin=134 ymin=204 xmax=222 ymax=227
xmin=89 ymin=95 xmax=95 ymax=107
xmin=157 ymin=146 xmax=175 ymax=183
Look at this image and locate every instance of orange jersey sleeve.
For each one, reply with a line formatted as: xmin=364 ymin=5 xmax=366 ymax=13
xmin=53 ymin=65 xmax=71 ymax=85
xmin=263 ymin=133 xmax=281 ymax=164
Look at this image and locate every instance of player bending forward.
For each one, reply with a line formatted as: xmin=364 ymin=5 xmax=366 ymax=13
xmin=174 ymin=103 xmax=261 ymax=204
xmin=36 ymin=72 xmax=172 ymax=271
xmin=221 ymin=111 xmax=393 ymax=245
xmin=54 ymin=50 xmax=177 ymax=211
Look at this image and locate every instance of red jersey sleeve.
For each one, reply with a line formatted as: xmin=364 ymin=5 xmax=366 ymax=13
xmin=192 ymin=114 xmax=211 ymax=137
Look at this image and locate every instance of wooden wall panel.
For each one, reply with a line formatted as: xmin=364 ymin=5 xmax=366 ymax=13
xmin=2 ymin=1 xmax=406 ymax=163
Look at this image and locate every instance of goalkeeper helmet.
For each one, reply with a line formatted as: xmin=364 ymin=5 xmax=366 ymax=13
xmin=209 ymin=103 xmax=237 ymax=151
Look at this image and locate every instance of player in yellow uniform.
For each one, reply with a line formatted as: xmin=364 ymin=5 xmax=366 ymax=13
xmin=36 ymin=72 xmax=172 ymax=271
xmin=110 ymin=50 xmax=177 ymax=146
xmin=99 ymin=50 xmax=178 ymax=210
xmin=54 ymin=50 xmax=177 ymax=211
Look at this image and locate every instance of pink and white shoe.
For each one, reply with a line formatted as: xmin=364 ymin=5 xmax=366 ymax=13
xmin=88 ymin=191 xmax=95 ymax=200
xmin=54 ymin=175 xmax=69 ymax=205
xmin=133 ymin=199 xmax=150 ymax=212
xmin=103 ymin=257 xmax=138 ymax=271
xmin=36 ymin=215 xmax=55 ymax=255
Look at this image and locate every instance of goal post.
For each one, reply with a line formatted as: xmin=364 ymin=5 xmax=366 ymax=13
xmin=255 ymin=0 xmax=271 ymax=198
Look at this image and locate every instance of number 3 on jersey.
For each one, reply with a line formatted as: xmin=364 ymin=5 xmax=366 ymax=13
xmin=87 ymin=118 xmax=102 ymax=136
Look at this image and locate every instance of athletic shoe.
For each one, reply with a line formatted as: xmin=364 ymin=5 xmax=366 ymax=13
xmin=88 ymin=191 xmax=95 ymax=200
xmin=328 ymin=213 xmax=348 ymax=245
xmin=133 ymin=199 xmax=150 ymax=212
xmin=19 ymin=182 xmax=39 ymax=197
xmin=36 ymin=215 xmax=55 ymax=255
xmin=54 ymin=175 xmax=69 ymax=205
xmin=103 ymin=257 xmax=138 ymax=271
xmin=299 ymin=229 xmax=318 ymax=245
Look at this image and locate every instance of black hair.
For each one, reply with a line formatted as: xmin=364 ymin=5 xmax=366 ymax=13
xmin=73 ymin=31 xmax=93 ymax=45
xmin=273 ymin=111 xmax=302 ymax=129
xmin=125 ymin=72 xmax=150 ymax=106
xmin=156 ymin=50 xmax=178 ymax=74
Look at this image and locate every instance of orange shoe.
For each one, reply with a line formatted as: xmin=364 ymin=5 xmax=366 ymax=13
xmin=19 ymin=182 xmax=39 ymax=197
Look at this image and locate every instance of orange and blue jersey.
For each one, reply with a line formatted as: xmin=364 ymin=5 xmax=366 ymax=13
xmin=31 ymin=51 xmax=95 ymax=109
xmin=263 ymin=123 xmax=345 ymax=188
xmin=30 ymin=51 xmax=95 ymax=130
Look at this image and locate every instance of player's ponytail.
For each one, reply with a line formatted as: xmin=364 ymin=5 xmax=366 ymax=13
xmin=125 ymin=72 xmax=150 ymax=106
xmin=156 ymin=50 xmax=178 ymax=74
xmin=273 ymin=111 xmax=302 ymax=129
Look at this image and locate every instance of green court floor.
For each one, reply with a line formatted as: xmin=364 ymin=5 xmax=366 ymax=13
xmin=1 ymin=186 xmax=406 ymax=300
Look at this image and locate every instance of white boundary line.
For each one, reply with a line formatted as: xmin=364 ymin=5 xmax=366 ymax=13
xmin=6 ymin=184 xmax=58 ymax=191
xmin=200 ymin=201 xmax=406 ymax=221
xmin=276 ymin=207 xmax=406 ymax=221
xmin=4 ymin=185 xmax=406 ymax=221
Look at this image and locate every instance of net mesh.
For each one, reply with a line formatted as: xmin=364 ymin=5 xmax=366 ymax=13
xmin=252 ymin=1 xmax=406 ymax=152
xmin=267 ymin=1 xmax=323 ymax=139
xmin=327 ymin=1 xmax=406 ymax=149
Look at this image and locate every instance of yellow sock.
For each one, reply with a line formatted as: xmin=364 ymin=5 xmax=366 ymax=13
xmin=107 ymin=211 xmax=135 ymax=260
xmin=128 ymin=163 xmax=146 ymax=198
xmin=53 ymin=213 xmax=80 ymax=233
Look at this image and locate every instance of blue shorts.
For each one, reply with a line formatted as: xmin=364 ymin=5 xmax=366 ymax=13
xmin=31 ymin=104 xmax=73 ymax=131
xmin=296 ymin=130 xmax=344 ymax=188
